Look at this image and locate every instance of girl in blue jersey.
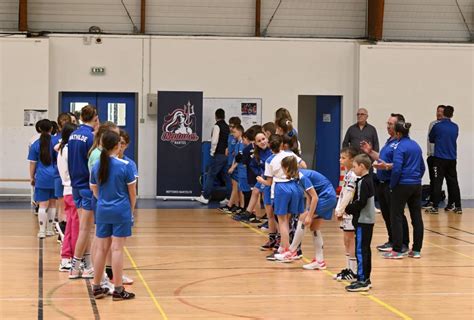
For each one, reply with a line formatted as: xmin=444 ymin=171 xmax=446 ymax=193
xmin=384 ymin=121 xmax=425 ymax=259
xmin=298 ymin=169 xmax=337 ymax=269
xmin=220 ymin=118 xmax=241 ymax=213
xmin=28 ymin=119 xmax=57 ymax=238
xmin=90 ymin=131 xmax=136 ymax=300
xmin=68 ymin=105 xmax=99 ymax=279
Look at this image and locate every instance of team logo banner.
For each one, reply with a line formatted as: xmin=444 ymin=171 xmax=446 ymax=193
xmin=157 ymin=91 xmax=203 ymax=197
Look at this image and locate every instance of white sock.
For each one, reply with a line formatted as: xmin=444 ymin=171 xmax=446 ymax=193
xmin=345 ymin=254 xmax=350 ymax=269
xmin=38 ymin=208 xmax=47 ymax=233
xmin=47 ymin=208 xmax=56 ymax=231
xmin=289 ymin=221 xmax=305 ymax=252
xmin=313 ymin=230 xmax=324 ymax=262
xmin=349 ymin=258 xmax=357 ymax=274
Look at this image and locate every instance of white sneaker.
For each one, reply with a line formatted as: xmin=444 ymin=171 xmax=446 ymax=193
xmin=101 ymin=277 xmax=115 ymax=295
xmin=82 ymin=267 xmax=94 ymax=279
xmin=59 ymin=258 xmax=72 ymax=272
xmin=122 ymin=274 xmax=134 ymax=285
xmin=303 ymin=259 xmax=327 ymax=270
xmin=46 ymin=228 xmax=55 ymax=237
xmin=195 ymin=195 xmax=209 ymax=205
xmin=219 ymin=198 xmax=229 ymax=205
xmin=274 ymin=250 xmax=297 ymax=263
xmin=37 ymin=230 xmax=46 ymax=239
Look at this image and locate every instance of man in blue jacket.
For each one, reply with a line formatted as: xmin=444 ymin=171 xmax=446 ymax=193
xmin=428 ymin=106 xmax=462 ymax=214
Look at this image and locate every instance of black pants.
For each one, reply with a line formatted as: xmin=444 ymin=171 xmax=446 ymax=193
xmin=427 ymin=156 xmax=435 ymax=201
xmin=390 ymin=184 xmax=424 ymax=252
xmin=377 ymin=182 xmax=409 ymax=246
xmin=432 ymin=157 xmax=461 ymax=208
xmin=355 ymin=223 xmax=373 ymax=281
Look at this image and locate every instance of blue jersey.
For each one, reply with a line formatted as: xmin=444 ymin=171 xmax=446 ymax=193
xmin=90 ymin=157 xmax=136 ymax=224
xmin=27 ymin=138 xmax=57 ymax=189
xmin=123 ymin=155 xmax=138 ymax=178
xmin=249 ymin=148 xmax=273 ymax=177
xmin=227 ymin=135 xmax=238 ymax=166
xmin=235 ymin=141 xmax=247 ymax=180
xmin=390 ymin=136 xmax=425 ymax=189
xmin=429 ymin=118 xmax=458 ymax=160
xmin=51 ymin=134 xmax=62 ymax=178
xmin=299 ymin=169 xmax=336 ymax=199
xmin=68 ymin=125 xmax=94 ymax=189
xmin=377 ymin=137 xmax=398 ymax=182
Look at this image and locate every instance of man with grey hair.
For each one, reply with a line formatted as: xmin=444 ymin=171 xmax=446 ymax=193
xmin=343 ymin=108 xmax=379 ymax=152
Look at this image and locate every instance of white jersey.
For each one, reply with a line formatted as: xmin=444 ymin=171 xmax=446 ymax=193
xmin=264 ymin=150 xmax=302 ymax=198
xmin=335 ymin=170 xmax=357 ymax=216
xmin=56 ymin=144 xmax=72 ymax=196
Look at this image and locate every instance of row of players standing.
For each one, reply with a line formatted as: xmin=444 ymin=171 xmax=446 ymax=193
xmin=27 ymin=106 xmax=138 ymax=301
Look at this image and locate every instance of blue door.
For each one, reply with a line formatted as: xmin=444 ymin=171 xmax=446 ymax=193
xmin=315 ymin=96 xmax=342 ymax=189
xmin=60 ymin=92 xmax=137 ymax=161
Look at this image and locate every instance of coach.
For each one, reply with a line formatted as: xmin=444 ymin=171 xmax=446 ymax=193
xmin=343 ymin=108 xmax=379 ymax=153
xmin=428 ymin=105 xmax=462 ymax=214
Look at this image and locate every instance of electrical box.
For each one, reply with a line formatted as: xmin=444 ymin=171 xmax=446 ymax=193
xmin=147 ymin=93 xmax=157 ymax=115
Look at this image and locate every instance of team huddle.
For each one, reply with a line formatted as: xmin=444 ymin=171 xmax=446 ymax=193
xmin=28 ymin=106 xmax=137 ymax=301
xmin=197 ymin=107 xmax=431 ymax=292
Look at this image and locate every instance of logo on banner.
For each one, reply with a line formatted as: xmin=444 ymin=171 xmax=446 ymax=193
xmin=161 ymin=101 xmax=199 ymax=148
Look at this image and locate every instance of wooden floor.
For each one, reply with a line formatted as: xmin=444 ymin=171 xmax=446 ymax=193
xmin=0 ymin=207 xmax=473 ymax=320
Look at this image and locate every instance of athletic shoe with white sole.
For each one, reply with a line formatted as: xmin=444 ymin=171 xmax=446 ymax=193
xmin=346 ymin=279 xmax=372 ymax=292
xmin=219 ymin=198 xmax=229 ymax=205
xmin=122 ymin=275 xmax=134 ymax=285
xmin=69 ymin=268 xmax=82 ymax=279
xmin=302 ymin=259 xmax=327 ymax=270
xmin=408 ymin=250 xmax=421 ymax=259
xmin=37 ymin=231 xmax=46 ymax=239
xmin=81 ymin=267 xmax=95 ymax=279
xmin=376 ymin=242 xmax=392 ymax=252
xmin=274 ymin=250 xmax=297 ymax=263
xmin=195 ymin=195 xmax=209 ymax=205
xmin=101 ymin=277 xmax=115 ymax=295
xmin=383 ymin=251 xmax=404 ymax=259
xmin=59 ymin=258 xmax=72 ymax=272
xmin=112 ymin=289 xmax=135 ymax=301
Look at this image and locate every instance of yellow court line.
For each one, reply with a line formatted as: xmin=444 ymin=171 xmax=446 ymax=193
xmin=124 ymin=246 xmax=169 ymax=320
xmin=424 ymin=240 xmax=474 ymax=260
xmin=240 ymin=221 xmax=413 ymax=320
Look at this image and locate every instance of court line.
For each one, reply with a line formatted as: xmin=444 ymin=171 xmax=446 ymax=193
xmin=124 ymin=246 xmax=169 ymax=320
xmin=85 ymin=279 xmax=100 ymax=320
xmin=425 ymin=228 xmax=474 ymax=245
xmin=37 ymin=239 xmax=43 ymax=320
xmin=449 ymin=226 xmax=474 ymax=235
xmin=423 ymin=240 xmax=474 ymax=260
xmin=239 ymin=222 xmax=413 ymax=320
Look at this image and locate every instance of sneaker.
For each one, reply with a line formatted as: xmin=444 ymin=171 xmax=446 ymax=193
xmin=46 ymin=229 xmax=55 ymax=237
xmin=444 ymin=204 xmax=454 ymax=212
xmin=376 ymin=242 xmax=392 ymax=252
xmin=69 ymin=268 xmax=82 ymax=279
xmin=93 ymin=286 xmax=110 ymax=299
xmin=340 ymin=269 xmax=357 ymax=281
xmin=408 ymin=250 xmax=421 ymax=259
xmin=37 ymin=230 xmax=46 ymax=239
xmin=232 ymin=207 xmax=244 ymax=214
xmin=294 ymin=249 xmax=303 ymax=260
xmin=59 ymin=259 xmax=72 ymax=272
xmin=234 ymin=211 xmax=253 ymax=222
xmin=333 ymin=268 xmax=348 ymax=280
xmin=266 ymin=252 xmax=277 ymax=261
xmin=274 ymin=250 xmax=297 ymax=263
xmin=345 ymin=279 xmax=372 ymax=292
xmin=122 ymin=275 xmax=134 ymax=285
xmin=422 ymin=201 xmax=434 ymax=209
xmin=195 ymin=195 xmax=209 ymax=205
xmin=218 ymin=205 xmax=232 ymax=214
xmin=425 ymin=207 xmax=439 ymax=214
xmin=82 ymin=267 xmax=94 ymax=279
xmin=219 ymin=198 xmax=229 ymax=205
xmin=453 ymin=207 xmax=463 ymax=214
xmin=258 ymin=221 xmax=269 ymax=231
xmin=260 ymin=239 xmax=277 ymax=251
xmin=249 ymin=214 xmax=262 ymax=224
xmin=112 ymin=289 xmax=135 ymax=301
xmin=302 ymin=259 xmax=327 ymax=270
xmin=101 ymin=277 xmax=115 ymax=295
xmin=383 ymin=251 xmax=404 ymax=259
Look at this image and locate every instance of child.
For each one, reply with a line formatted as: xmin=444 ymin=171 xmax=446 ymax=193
xmin=88 ymin=122 xmax=119 ymax=171
xmin=28 ymin=119 xmax=57 ymax=238
xmin=334 ymin=147 xmax=359 ymax=281
xmin=262 ymin=122 xmax=276 ymax=138
xmin=344 ymin=154 xmax=375 ymax=292
xmin=227 ymin=124 xmax=246 ymax=214
xmin=90 ymin=130 xmax=137 ymax=300
xmin=57 ymin=123 xmax=80 ymax=271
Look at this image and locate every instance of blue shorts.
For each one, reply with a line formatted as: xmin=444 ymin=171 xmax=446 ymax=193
xmin=238 ymin=175 xmax=251 ymax=192
xmin=263 ymin=186 xmax=272 ymax=206
xmin=231 ymin=172 xmax=238 ymax=181
xmin=273 ymin=181 xmax=305 ymax=216
xmin=96 ymin=222 xmax=132 ymax=238
xmin=72 ymin=188 xmax=93 ymax=211
xmin=54 ymin=178 xmax=64 ymax=198
xmin=34 ymin=187 xmax=57 ymax=202
xmin=314 ymin=197 xmax=337 ymax=220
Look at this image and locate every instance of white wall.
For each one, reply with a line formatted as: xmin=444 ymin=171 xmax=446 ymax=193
xmin=0 ymin=38 xmax=49 ymax=191
xmin=359 ymin=43 xmax=474 ymax=198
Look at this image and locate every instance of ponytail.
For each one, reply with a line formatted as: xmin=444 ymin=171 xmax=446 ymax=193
xmin=38 ymin=119 xmax=53 ymax=165
xmin=394 ymin=121 xmax=411 ymax=137
xmin=59 ymin=123 xmax=77 ymax=155
xmin=97 ymin=130 xmax=120 ymax=184
xmin=282 ymin=133 xmax=299 ymax=156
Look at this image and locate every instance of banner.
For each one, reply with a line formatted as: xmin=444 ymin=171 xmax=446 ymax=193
xmin=157 ymin=91 xmax=203 ymax=197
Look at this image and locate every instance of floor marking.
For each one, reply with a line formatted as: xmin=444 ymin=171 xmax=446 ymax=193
xmin=124 ymin=247 xmax=169 ymax=320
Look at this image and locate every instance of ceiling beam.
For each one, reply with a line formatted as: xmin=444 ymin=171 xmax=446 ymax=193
xmin=18 ymin=0 xmax=28 ymax=31
xmin=367 ymin=0 xmax=385 ymax=41
xmin=140 ymin=0 xmax=146 ymax=34
xmin=255 ymin=0 xmax=261 ymax=36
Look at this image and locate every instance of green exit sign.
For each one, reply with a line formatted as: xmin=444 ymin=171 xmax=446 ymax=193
xmin=91 ymin=67 xmax=105 ymax=74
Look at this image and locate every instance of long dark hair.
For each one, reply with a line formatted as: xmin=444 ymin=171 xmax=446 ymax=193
xmin=282 ymin=133 xmax=299 ymax=156
xmin=98 ymin=131 xmax=120 ymax=184
xmin=268 ymin=134 xmax=282 ymax=153
xmin=59 ymin=123 xmax=77 ymax=154
xmin=38 ymin=120 xmax=53 ymax=165
xmin=253 ymin=132 xmax=267 ymax=163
